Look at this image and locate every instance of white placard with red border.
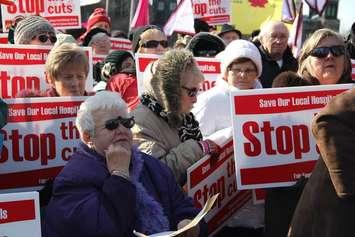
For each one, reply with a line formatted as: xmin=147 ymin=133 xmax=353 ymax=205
xmin=0 ymin=191 xmax=41 ymax=236
xmin=1 ymin=0 xmax=81 ymax=31
xmin=92 ymin=53 xmax=106 ymax=65
xmin=0 ymin=97 xmax=86 ymax=192
xmin=135 ymin=53 xmax=221 ymax=96
xmin=0 ymin=33 xmax=8 ymax=44
xmin=0 ymin=44 xmax=93 ymax=99
xmin=110 ymin=38 xmax=132 ymax=51
xmin=192 ymin=0 xmax=230 ymax=25
xmin=351 ymin=59 xmax=355 ymax=81
xmin=187 ymin=138 xmax=252 ymax=236
xmin=231 ymin=84 xmax=354 ymax=190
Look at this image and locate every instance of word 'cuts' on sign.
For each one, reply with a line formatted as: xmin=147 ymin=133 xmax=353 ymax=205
xmin=230 ymin=84 xmax=354 ymax=190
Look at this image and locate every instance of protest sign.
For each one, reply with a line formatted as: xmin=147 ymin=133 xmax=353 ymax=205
xmin=0 ymin=33 xmax=8 ymax=44
xmin=0 ymin=97 xmax=86 ymax=192
xmin=0 ymin=44 xmax=93 ymax=99
xmin=231 ymin=84 xmax=354 ymax=189
xmin=192 ymin=0 xmax=230 ymax=25
xmin=93 ymin=54 xmax=106 ymax=65
xmin=187 ymin=139 xmax=252 ymax=235
xmin=110 ymin=38 xmax=132 ymax=51
xmin=0 ymin=191 xmax=41 ymax=237
xmin=135 ymin=53 xmax=221 ymax=96
xmin=1 ymin=0 xmax=81 ymax=31
xmin=351 ymin=59 xmax=355 ymax=81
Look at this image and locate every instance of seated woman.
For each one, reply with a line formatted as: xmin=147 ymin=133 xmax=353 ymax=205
xmin=43 ymin=91 xmax=205 ymax=237
xmin=17 ymin=43 xmax=93 ymax=97
xmin=131 ymin=49 xmax=221 ymax=185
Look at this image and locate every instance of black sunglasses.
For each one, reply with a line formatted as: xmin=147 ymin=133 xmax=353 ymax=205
xmin=182 ymin=86 xmax=199 ymax=97
xmin=34 ymin=34 xmax=57 ymax=44
xmin=309 ymin=45 xmax=345 ymax=58
xmin=140 ymin=40 xmax=168 ymax=48
xmin=105 ymin=116 xmax=135 ymax=130
xmin=194 ymin=49 xmax=219 ymax=57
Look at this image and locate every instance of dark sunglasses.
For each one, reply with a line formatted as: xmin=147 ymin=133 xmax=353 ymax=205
xmin=34 ymin=34 xmax=57 ymax=44
xmin=309 ymin=45 xmax=345 ymax=58
xmin=105 ymin=116 xmax=135 ymax=130
xmin=182 ymin=86 xmax=199 ymax=97
xmin=194 ymin=49 xmax=219 ymax=57
xmin=140 ymin=40 xmax=168 ymax=48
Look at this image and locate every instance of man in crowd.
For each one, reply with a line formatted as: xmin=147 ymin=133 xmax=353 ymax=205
xmin=218 ymin=24 xmax=242 ymax=45
xmin=254 ymin=20 xmax=298 ymax=88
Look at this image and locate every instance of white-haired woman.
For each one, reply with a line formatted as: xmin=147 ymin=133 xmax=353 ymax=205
xmin=43 ymin=91 xmax=205 ymax=237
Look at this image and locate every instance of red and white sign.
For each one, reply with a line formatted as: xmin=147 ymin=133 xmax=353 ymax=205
xmin=192 ymin=0 xmax=230 ymax=25
xmin=0 ymin=33 xmax=8 ymax=44
xmin=1 ymin=0 xmax=81 ymax=31
xmin=0 ymin=44 xmax=93 ymax=99
xmin=0 ymin=97 xmax=86 ymax=192
xmin=110 ymin=38 xmax=132 ymax=51
xmin=135 ymin=53 xmax=221 ymax=96
xmin=187 ymin=139 xmax=252 ymax=235
xmin=0 ymin=191 xmax=41 ymax=236
xmin=92 ymin=54 xmax=106 ymax=65
xmin=231 ymin=84 xmax=354 ymax=189
xmin=351 ymin=59 xmax=355 ymax=81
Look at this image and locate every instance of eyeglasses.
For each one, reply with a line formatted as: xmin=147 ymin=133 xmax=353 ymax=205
xmin=140 ymin=40 xmax=168 ymax=48
xmin=33 ymin=34 xmax=57 ymax=44
xmin=309 ymin=45 xmax=345 ymax=58
xmin=229 ymin=67 xmax=257 ymax=76
xmin=194 ymin=49 xmax=219 ymax=57
xmin=182 ymin=86 xmax=199 ymax=97
xmin=104 ymin=116 xmax=135 ymax=130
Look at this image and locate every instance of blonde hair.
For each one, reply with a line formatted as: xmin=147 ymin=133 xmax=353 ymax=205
xmin=137 ymin=28 xmax=166 ymax=52
xmin=45 ymin=43 xmax=89 ymax=80
xmin=298 ymin=28 xmax=351 ymax=84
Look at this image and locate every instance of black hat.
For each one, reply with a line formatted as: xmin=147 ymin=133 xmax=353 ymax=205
xmin=186 ymin=32 xmax=226 ymax=57
xmin=218 ymin=24 xmax=242 ymax=38
xmin=194 ymin=19 xmax=210 ymax=33
xmin=101 ymin=50 xmax=135 ymax=80
xmin=131 ymin=25 xmax=161 ymax=54
xmin=82 ymin=27 xmax=110 ymax=46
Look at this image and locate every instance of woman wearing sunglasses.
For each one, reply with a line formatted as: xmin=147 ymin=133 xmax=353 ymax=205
xmin=132 ymin=25 xmax=169 ymax=55
xmin=287 ymin=29 xmax=353 ymax=237
xmin=131 ymin=49 xmax=221 ymax=186
xmin=43 ymin=91 xmax=206 ymax=237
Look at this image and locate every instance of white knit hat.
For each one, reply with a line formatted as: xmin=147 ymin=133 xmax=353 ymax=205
xmin=217 ymin=39 xmax=262 ymax=78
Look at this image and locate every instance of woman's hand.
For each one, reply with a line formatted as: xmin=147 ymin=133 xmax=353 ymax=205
xmin=199 ymin=139 xmax=222 ymax=159
xmin=105 ymin=143 xmax=131 ymax=174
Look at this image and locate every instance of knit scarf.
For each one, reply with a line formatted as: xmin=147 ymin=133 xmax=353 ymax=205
xmin=141 ymin=94 xmax=202 ymax=142
xmin=130 ymin=148 xmax=170 ymax=234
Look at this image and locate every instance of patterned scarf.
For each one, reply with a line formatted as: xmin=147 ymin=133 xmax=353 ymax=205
xmin=141 ymin=94 xmax=202 ymax=142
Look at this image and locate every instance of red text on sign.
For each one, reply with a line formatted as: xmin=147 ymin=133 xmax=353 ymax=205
xmin=7 ymin=0 xmax=44 ymax=14
xmin=0 ymin=71 xmax=40 ymax=99
xmin=242 ymin=121 xmax=310 ymax=159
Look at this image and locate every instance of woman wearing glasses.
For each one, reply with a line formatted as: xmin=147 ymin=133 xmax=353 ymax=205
xmin=192 ymin=40 xmax=264 ymax=237
xmin=287 ymin=29 xmax=353 ymax=237
xmin=131 ymin=49 xmax=221 ymax=186
xmin=43 ymin=91 xmax=205 ymax=237
xmin=131 ymin=25 xmax=169 ymax=55
xmin=14 ymin=15 xmax=57 ymax=45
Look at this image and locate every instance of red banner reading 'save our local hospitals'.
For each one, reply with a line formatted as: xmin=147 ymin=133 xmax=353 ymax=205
xmin=0 ymin=97 xmax=86 ymax=192
xmin=187 ymin=138 xmax=252 ymax=235
xmin=231 ymin=84 xmax=354 ymax=190
xmin=1 ymin=0 xmax=81 ymax=31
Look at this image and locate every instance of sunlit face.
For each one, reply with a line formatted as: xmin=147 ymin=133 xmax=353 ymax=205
xmin=30 ymin=32 xmax=57 ymax=46
xmin=308 ymin=36 xmax=345 ymax=85
xmin=221 ymin=31 xmax=240 ymax=45
xmin=180 ymin=69 xmax=204 ymax=114
xmin=260 ymin=23 xmax=289 ymax=60
xmin=91 ymin=108 xmax=133 ymax=156
xmin=47 ymin=63 xmax=87 ymax=96
xmin=225 ymin=60 xmax=258 ymax=89
xmin=138 ymin=29 xmax=168 ymax=55
xmin=92 ymin=21 xmax=110 ymax=32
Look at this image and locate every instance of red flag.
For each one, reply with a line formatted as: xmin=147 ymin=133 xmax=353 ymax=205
xmin=130 ymin=0 xmax=150 ymax=29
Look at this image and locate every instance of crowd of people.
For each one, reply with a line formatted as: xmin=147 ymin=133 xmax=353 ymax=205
xmin=1 ymin=6 xmax=355 ymax=237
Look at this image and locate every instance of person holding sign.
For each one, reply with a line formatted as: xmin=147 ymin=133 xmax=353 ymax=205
xmin=131 ymin=49 xmax=221 ymax=185
xmin=192 ymin=40 xmax=264 ymax=236
xmin=43 ymin=91 xmax=205 ymax=237
xmin=17 ymin=43 xmax=93 ymax=97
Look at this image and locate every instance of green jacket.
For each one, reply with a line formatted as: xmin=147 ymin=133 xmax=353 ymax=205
xmin=0 ymin=99 xmax=8 ymax=129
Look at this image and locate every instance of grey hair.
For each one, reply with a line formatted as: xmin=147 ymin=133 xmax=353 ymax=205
xmin=88 ymin=32 xmax=110 ymax=46
xmin=258 ymin=20 xmax=288 ymax=40
xmin=76 ymin=91 xmax=128 ymax=137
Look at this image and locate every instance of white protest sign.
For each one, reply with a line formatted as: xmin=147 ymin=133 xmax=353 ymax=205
xmin=0 ymin=33 xmax=8 ymax=44
xmin=1 ymin=0 xmax=81 ymax=31
xmin=135 ymin=53 xmax=221 ymax=96
xmin=0 ymin=44 xmax=93 ymax=99
xmin=187 ymin=138 xmax=252 ymax=236
xmin=0 ymin=97 xmax=86 ymax=192
xmin=0 ymin=191 xmax=41 ymax=237
xmin=231 ymin=84 xmax=354 ymax=189
xmin=93 ymin=53 xmax=106 ymax=65
xmin=192 ymin=0 xmax=230 ymax=25
xmin=110 ymin=38 xmax=132 ymax=51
